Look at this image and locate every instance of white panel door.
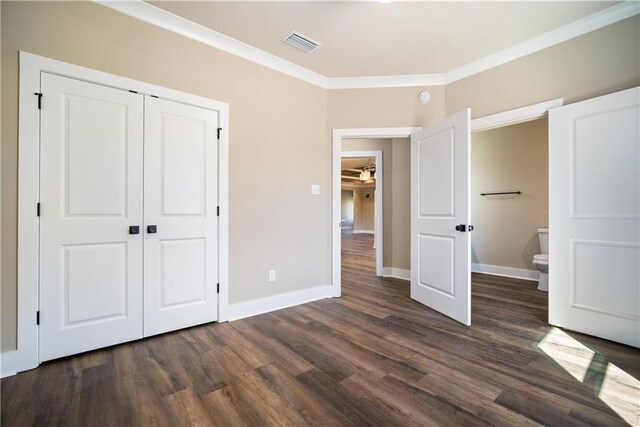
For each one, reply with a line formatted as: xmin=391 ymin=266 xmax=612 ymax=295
xmin=411 ymin=109 xmax=472 ymax=325
xmin=144 ymin=97 xmax=219 ymax=337
xmin=549 ymin=87 xmax=639 ymax=347
xmin=39 ymin=73 xmax=144 ymax=361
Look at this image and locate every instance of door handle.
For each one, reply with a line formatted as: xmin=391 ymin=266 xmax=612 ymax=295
xmin=455 ymin=224 xmax=475 ymax=232
xmin=129 ymin=226 xmax=140 ymax=235
xmin=147 ymin=225 xmax=157 ymax=234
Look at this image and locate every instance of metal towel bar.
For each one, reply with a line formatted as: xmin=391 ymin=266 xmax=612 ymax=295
xmin=480 ymin=191 xmax=521 ymax=196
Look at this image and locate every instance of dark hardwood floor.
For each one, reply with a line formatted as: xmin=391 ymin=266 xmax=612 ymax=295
xmin=2 ymin=231 xmax=639 ymax=426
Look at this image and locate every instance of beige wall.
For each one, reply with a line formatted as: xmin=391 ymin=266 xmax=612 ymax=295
xmin=353 ymin=187 xmax=375 ymax=231
xmin=391 ymin=138 xmax=410 ymax=271
xmin=340 ymin=190 xmax=354 ymax=227
xmin=0 ymin=1 xmax=331 ymax=351
xmin=446 ymin=16 xmax=640 ymax=118
xmin=328 ymin=86 xmax=446 ymax=130
xmin=471 ymin=119 xmax=548 ymax=270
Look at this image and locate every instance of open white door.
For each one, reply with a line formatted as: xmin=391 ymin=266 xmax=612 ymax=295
xmin=411 ymin=109 xmax=472 ymax=325
xmin=549 ymin=87 xmax=639 ymax=347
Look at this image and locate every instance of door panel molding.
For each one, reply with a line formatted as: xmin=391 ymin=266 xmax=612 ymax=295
xmin=549 ymin=86 xmax=639 ymax=347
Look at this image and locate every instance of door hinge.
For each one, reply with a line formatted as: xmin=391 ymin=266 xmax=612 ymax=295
xmin=217 ymin=206 xmax=220 ymax=217
xmin=36 ymin=311 xmax=40 ymax=325
xmin=217 ymin=127 xmax=222 ymax=141
xmin=37 ymin=203 xmax=41 ymax=217
xmin=217 ymin=283 xmax=220 ymax=294
xmin=35 ymin=93 xmax=43 ymax=109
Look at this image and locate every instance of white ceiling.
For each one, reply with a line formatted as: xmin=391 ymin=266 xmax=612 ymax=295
xmin=148 ymin=1 xmax=616 ymax=78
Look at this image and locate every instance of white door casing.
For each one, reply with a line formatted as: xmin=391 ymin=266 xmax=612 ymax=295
xmin=39 ymin=73 xmax=144 ymax=361
xmin=549 ymin=87 xmax=640 ymax=347
xmin=411 ymin=109 xmax=472 ymax=326
xmin=143 ymin=97 xmax=219 ymax=337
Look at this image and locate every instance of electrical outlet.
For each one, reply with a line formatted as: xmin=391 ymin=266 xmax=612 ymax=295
xmin=311 ymin=184 xmax=320 ymax=195
xmin=268 ymin=270 xmax=276 ymax=282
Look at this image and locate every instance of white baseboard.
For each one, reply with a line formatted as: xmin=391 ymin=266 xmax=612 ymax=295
xmin=472 ymin=263 xmax=539 ymax=281
xmin=352 ymin=229 xmax=374 ymax=234
xmin=227 ymin=285 xmax=334 ymax=321
xmin=381 ymin=267 xmax=411 ymax=281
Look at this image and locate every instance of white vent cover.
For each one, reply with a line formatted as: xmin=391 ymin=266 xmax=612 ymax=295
xmin=282 ymin=31 xmax=321 ymax=53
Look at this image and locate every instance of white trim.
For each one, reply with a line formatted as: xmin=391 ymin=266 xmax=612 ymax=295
xmin=381 ymin=267 xmax=411 ymax=281
xmin=445 ymin=1 xmax=640 ymax=84
xmin=471 ymin=98 xmax=564 ymax=132
xmin=95 ymin=0 xmax=638 ymax=89
xmin=96 ymin=0 xmax=328 ymax=88
xmin=7 ymin=51 xmax=230 ymax=376
xmin=342 ymin=150 xmax=383 ymax=278
xmin=227 ymin=285 xmax=333 ymax=321
xmin=333 ymin=128 xmax=420 ymax=298
xmin=352 ymin=230 xmax=375 ymax=235
xmin=472 ymin=263 xmax=539 ymax=282
xmin=327 ymin=74 xmax=445 ymax=90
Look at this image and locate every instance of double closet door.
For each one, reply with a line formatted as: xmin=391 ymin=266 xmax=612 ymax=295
xmin=39 ymin=73 xmax=219 ymax=361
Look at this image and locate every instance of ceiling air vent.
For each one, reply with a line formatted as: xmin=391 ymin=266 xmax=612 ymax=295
xmin=282 ymin=31 xmax=321 ymax=53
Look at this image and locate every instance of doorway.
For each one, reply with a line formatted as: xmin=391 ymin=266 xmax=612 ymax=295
xmin=332 ymin=128 xmax=419 ymax=297
xmin=341 ymin=151 xmax=382 ymax=276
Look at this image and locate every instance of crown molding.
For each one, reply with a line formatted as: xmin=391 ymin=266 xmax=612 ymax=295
xmin=96 ymin=0 xmax=329 ymax=88
xmin=327 ymin=73 xmax=445 ymax=89
xmin=96 ymin=0 xmax=639 ymax=90
xmin=443 ymin=0 xmax=640 ymax=84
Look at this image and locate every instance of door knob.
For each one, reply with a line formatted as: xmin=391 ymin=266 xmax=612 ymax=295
xmin=129 ymin=226 xmax=140 ymax=235
xmin=147 ymin=225 xmax=157 ymax=234
xmin=455 ymin=224 xmax=466 ymax=232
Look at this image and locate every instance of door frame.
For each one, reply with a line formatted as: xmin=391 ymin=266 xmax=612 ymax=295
xmin=332 ymin=128 xmax=420 ymax=297
xmin=341 ymin=150 xmax=383 ymax=277
xmin=5 ymin=52 xmax=230 ymax=377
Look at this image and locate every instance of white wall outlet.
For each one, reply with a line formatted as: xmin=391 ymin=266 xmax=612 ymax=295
xmin=311 ymin=184 xmax=320 ymax=195
xmin=268 ymin=270 xmax=276 ymax=282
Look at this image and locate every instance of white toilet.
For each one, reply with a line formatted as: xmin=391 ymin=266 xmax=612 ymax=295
xmin=533 ymin=228 xmax=549 ymax=291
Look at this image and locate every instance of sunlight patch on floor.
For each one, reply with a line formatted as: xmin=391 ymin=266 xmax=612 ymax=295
xmin=538 ymin=327 xmax=640 ymax=425
xmin=598 ymin=362 xmax=640 ymax=426
xmin=537 ymin=327 xmax=595 ymax=382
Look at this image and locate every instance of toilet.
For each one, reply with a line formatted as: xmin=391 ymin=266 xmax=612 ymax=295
xmin=533 ymin=228 xmax=549 ymax=291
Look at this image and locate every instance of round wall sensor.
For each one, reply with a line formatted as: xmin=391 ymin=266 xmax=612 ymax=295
xmin=418 ymin=91 xmax=431 ymax=104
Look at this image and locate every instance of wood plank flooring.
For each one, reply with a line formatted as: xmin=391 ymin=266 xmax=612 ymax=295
xmin=2 ymin=231 xmax=639 ymax=426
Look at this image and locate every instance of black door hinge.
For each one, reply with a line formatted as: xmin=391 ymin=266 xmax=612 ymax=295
xmin=37 ymin=203 xmax=41 ymax=217
xmin=35 ymin=93 xmax=43 ymax=109
xmin=217 ymin=206 xmax=220 ymax=217
xmin=217 ymin=127 xmax=222 ymax=140
xmin=217 ymin=283 xmax=220 ymax=294
xmin=36 ymin=311 xmax=40 ymax=325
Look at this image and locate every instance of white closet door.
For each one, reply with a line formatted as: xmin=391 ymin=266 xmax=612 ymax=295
xmin=39 ymin=73 xmax=144 ymax=361
xmin=144 ymin=97 xmax=219 ymax=337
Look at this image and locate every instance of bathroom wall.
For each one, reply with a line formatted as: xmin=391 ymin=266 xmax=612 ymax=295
xmin=471 ymin=118 xmax=548 ymax=271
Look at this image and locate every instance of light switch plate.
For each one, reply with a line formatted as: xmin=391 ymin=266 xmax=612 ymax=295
xmin=311 ymin=184 xmax=320 ymax=195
